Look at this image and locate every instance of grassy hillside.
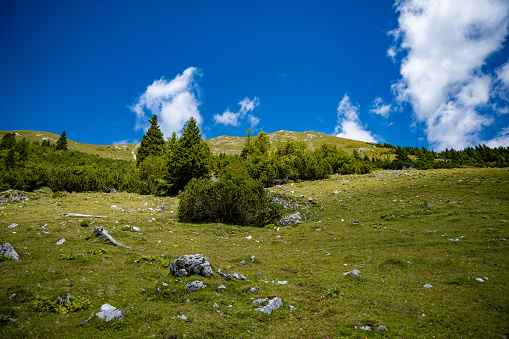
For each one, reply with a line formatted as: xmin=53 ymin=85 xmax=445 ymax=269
xmin=1 ymin=167 xmax=508 ymax=338
xmin=1 ymin=130 xmax=392 ymax=161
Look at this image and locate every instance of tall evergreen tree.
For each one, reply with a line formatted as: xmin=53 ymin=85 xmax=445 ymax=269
xmin=0 ymin=132 xmax=16 ymax=149
xmin=56 ymin=131 xmax=68 ymax=150
xmin=136 ymin=115 xmax=165 ymax=165
xmin=166 ymin=117 xmax=211 ymax=193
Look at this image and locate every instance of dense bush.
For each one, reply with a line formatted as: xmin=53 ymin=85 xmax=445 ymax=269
xmin=177 ymin=164 xmax=281 ymax=227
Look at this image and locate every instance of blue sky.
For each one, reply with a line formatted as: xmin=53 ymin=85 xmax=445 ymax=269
xmin=1 ymin=0 xmax=508 ymax=151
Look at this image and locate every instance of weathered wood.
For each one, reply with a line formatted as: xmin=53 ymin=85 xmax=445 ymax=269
xmin=64 ymin=213 xmax=107 ymax=218
xmin=92 ymin=226 xmax=131 ymax=249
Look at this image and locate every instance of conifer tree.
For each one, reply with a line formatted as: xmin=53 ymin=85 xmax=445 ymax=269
xmin=136 ymin=115 xmax=165 ymax=165
xmin=56 ymin=131 xmax=68 ymax=150
xmin=167 ymin=117 xmax=211 ymax=193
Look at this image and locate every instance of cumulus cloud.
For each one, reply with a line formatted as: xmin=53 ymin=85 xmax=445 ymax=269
xmin=370 ymin=97 xmax=392 ymax=118
xmin=131 ymin=67 xmax=202 ymax=137
xmin=334 ymin=95 xmax=378 ymax=143
xmin=213 ymin=97 xmax=260 ymax=127
xmin=390 ymin=0 xmax=509 ymax=150
xmin=485 ymin=126 xmax=509 ymax=148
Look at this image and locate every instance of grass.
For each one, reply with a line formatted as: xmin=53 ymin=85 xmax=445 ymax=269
xmin=1 ymin=167 xmax=508 ymax=338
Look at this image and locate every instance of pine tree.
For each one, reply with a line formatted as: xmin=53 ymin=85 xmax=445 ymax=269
xmin=136 ymin=115 xmax=165 ymax=165
xmin=56 ymin=131 xmax=68 ymax=150
xmin=166 ymin=117 xmax=211 ymax=193
xmin=0 ymin=132 xmax=16 ymax=149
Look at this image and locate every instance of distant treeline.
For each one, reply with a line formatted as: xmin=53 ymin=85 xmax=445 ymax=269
xmin=1 ymin=127 xmax=508 ymax=195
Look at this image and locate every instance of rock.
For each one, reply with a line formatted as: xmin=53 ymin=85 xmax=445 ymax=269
xmin=254 ymin=297 xmax=283 ymax=315
xmin=96 ymin=303 xmax=124 ymax=322
xmin=233 ymin=273 xmax=247 ymax=280
xmin=0 ymin=243 xmax=19 ymax=261
xmin=475 ymin=278 xmax=484 ymax=283
xmin=349 ymin=221 xmax=360 ymax=225
xmin=245 ymin=235 xmax=252 ymax=240
xmin=130 ymin=226 xmax=140 ymax=232
xmin=64 ymin=213 xmax=106 ymax=218
xmin=175 ymin=269 xmax=188 ymax=277
xmin=240 ymin=260 xmax=246 ymax=266
xmin=289 ymin=305 xmax=296 ymax=312
xmin=277 ymin=281 xmax=288 ymax=285
xmin=343 ymin=269 xmax=361 ymax=276
xmin=423 ymin=283 xmax=433 ymax=288
xmin=7 ymin=223 xmax=18 ymax=228
xmin=217 ymin=285 xmax=227 ymax=292
xmin=170 ymin=254 xmax=213 ymax=277
xmin=177 ymin=313 xmax=187 ymax=320
xmin=249 ymin=286 xmax=259 ymax=293
xmin=377 ymin=325 xmax=388 ymax=331
xmin=184 ymin=280 xmax=206 ymax=292
xmin=217 ymin=269 xmax=232 ymax=280
xmin=332 ymin=190 xmax=339 ymax=195
xmin=280 ymin=212 xmax=302 ymax=226
xmin=213 ymin=303 xmax=219 ymax=308
xmin=56 ymin=238 xmax=66 ymax=245
xmin=355 ymin=325 xmax=371 ymax=330
xmin=250 ymin=255 xmax=255 ymax=263
xmin=162 ymin=282 xmax=168 ymax=287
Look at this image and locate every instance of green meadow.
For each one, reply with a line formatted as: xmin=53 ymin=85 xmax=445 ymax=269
xmin=1 ymin=167 xmax=508 ymax=338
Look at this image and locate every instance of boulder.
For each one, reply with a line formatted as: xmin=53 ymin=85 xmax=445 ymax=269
xmin=217 ymin=285 xmax=227 ymax=292
xmin=130 ymin=226 xmax=140 ymax=232
xmin=184 ymin=280 xmax=206 ymax=292
xmin=0 ymin=243 xmax=19 ymax=260
xmin=96 ymin=303 xmax=124 ymax=322
xmin=56 ymin=238 xmax=66 ymax=245
xmin=254 ymin=297 xmax=283 ymax=315
xmin=170 ymin=254 xmax=213 ymax=277
xmin=280 ymin=212 xmax=302 ymax=226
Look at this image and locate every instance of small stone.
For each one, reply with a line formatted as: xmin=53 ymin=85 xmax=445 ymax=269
xmin=277 ymin=281 xmax=288 ymax=285
xmin=233 ymin=273 xmax=247 ymax=280
xmin=377 ymin=325 xmax=388 ymax=331
xmin=349 ymin=221 xmax=359 ymax=225
xmin=56 ymin=238 xmax=66 ymax=245
xmin=184 ymin=280 xmax=206 ymax=292
xmin=245 ymin=235 xmax=252 ymax=240
xmin=213 ymin=303 xmax=219 ymax=308
xmin=332 ymin=190 xmax=339 ymax=194
xmin=131 ymin=226 xmax=140 ymax=232
xmin=8 ymin=223 xmax=18 ymax=228
xmin=475 ymin=278 xmax=484 ymax=283
xmin=217 ymin=285 xmax=227 ymax=292
xmin=423 ymin=283 xmax=433 ymax=288
xmin=254 ymin=297 xmax=283 ymax=315
xmin=162 ymin=282 xmax=168 ymax=287
xmin=177 ymin=314 xmax=187 ymax=320
xmin=343 ymin=269 xmax=360 ymax=276
xmin=96 ymin=304 xmax=124 ymax=322
xmin=240 ymin=260 xmax=246 ymax=266
xmin=253 ymin=298 xmax=268 ymax=304
xmin=249 ymin=286 xmax=259 ymax=293
xmin=250 ymin=255 xmax=255 ymax=263
xmin=9 ymin=293 xmax=17 ymax=300
xmin=289 ymin=305 xmax=296 ymax=312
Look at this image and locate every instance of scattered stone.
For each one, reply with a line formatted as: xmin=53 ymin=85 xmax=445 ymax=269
xmin=9 ymin=293 xmax=17 ymax=299
xmin=280 ymin=212 xmax=302 ymax=226
xmin=96 ymin=304 xmax=124 ymax=322
xmin=37 ymin=231 xmax=50 ymax=234
xmin=377 ymin=325 xmax=388 ymax=331
xmin=254 ymin=297 xmax=283 ymax=315
xmin=170 ymin=254 xmax=213 ymax=277
xmin=423 ymin=283 xmax=433 ymax=288
xmin=175 ymin=269 xmax=188 ymax=277
xmin=240 ymin=260 xmax=246 ymax=266
xmin=155 ymin=286 xmax=160 ymax=294
xmin=64 ymin=213 xmax=106 ymax=218
xmin=7 ymin=223 xmax=18 ymax=228
xmin=56 ymin=238 xmax=66 ymax=246
xmin=184 ymin=280 xmax=206 ymax=292
xmin=130 ymin=226 xmax=140 ymax=232
xmin=245 ymin=235 xmax=252 ymax=240
xmin=162 ymin=282 xmax=168 ymax=287
xmin=475 ymin=278 xmax=485 ymax=283
xmin=249 ymin=286 xmax=259 ymax=293
xmin=332 ymin=190 xmax=339 ymax=195
xmin=217 ymin=269 xmax=232 ymax=280
xmin=250 ymin=255 xmax=255 ymax=263
xmin=213 ymin=303 xmax=219 ymax=308
xmin=233 ymin=273 xmax=247 ymax=280
xmin=217 ymin=285 xmax=227 ymax=292
xmin=355 ymin=325 xmax=371 ymax=331
xmin=289 ymin=305 xmax=296 ymax=312
xmin=0 ymin=190 xmax=29 ymax=203
xmin=277 ymin=281 xmax=288 ymax=285
xmin=92 ymin=226 xmax=131 ymax=249
xmin=349 ymin=221 xmax=360 ymax=225
xmin=343 ymin=269 xmax=360 ymax=276
xmin=177 ymin=313 xmax=187 ymax=320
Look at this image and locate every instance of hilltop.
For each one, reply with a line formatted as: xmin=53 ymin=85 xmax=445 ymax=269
xmin=0 ymin=130 xmax=391 ymax=161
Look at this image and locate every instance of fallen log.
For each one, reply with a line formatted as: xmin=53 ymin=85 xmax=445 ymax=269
xmin=64 ymin=213 xmax=107 ymax=218
xmin=92 ymin=226 xmax=131 ymax=249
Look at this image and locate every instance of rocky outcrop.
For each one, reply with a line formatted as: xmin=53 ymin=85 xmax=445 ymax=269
xmin=0 ymin=243 xmax=19 ymax=260
xmin=280 ymin=212 xmax=302 ymax=226
xmin=170 ymin=254 xmax=213 ymax=277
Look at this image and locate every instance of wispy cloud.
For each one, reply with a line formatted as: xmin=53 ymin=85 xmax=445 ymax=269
xmin=213 ymin=97 xmax=260 ymax=127
xmin=131 ymin=67 xmax=202 ymax=137
xmin=370 ymin=97 xmax=391 ymax=118
xmin=334 ymin=94 xmax=377 ymax=143
xmin=389 ymin=0 xmax=509 ymax=150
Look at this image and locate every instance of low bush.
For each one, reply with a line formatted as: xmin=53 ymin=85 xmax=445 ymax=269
xmin=177 ymin=164 xmax=281 ymax=226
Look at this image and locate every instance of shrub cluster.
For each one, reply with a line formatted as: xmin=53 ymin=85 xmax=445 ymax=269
xmin=177 ymin=164 xmax=281 ymax=227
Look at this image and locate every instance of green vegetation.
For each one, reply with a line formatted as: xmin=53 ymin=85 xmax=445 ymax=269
xmin=136 ymin=116 xmax=164 ymax=165
xmin=0 ymin=167 xmax=508 ymax=338
xmin=55 ymin=131 xmax=68 ymax=151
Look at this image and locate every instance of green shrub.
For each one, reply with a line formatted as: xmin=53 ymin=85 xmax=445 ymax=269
xmin=178 ymin=164 xmax=281 ymax=227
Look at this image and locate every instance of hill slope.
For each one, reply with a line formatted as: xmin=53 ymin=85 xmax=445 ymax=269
xmin=1 ymin=130 xmax=391 ymax=161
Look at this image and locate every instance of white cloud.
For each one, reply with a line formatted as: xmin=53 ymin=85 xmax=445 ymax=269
xmin=390 ymin=0 xmax=509 ymax=150
xmin=370 ymin=97 xmax=392 ymax=118
xmin=248 ymin=114 xmax=260 ymax=127
xmin=334 ymin=94 xmax=378 ymax=143
xmin=213 ymin=97 xmax=260 ymax=127
xmin=131 ymin=67 xmax=202 ymax=137
xmin=485 ymin=126 xmax=509 ymax=147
